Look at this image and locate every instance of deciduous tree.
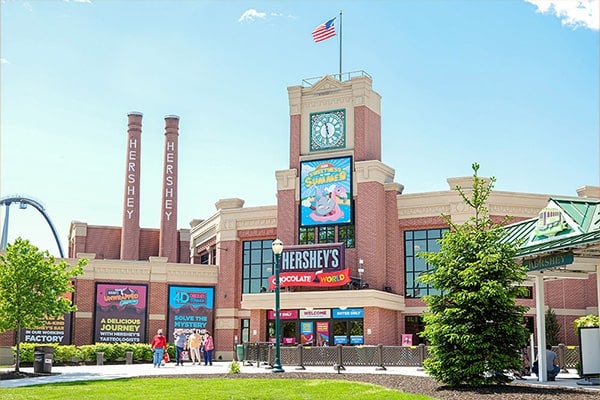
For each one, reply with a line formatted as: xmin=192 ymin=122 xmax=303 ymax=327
xmin=0 ymin=238 xmax=87 ymax=371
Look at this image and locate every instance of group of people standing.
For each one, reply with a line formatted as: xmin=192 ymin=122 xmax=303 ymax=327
xmin=150 ymin=328 xmax=214 ymax=367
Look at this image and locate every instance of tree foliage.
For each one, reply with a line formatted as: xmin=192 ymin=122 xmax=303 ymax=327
xmin=573 ymin=314 xmax=600 ymax=333
xmin=545 ymin=308 xmax=561 ymax=345
xmin=0 ymin=238 xmax=87 ymax=371
xmin=417 ymin=163 xmax=530 ymax=387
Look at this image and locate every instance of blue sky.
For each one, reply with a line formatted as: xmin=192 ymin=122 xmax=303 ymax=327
xmin=1 ymin=0 xmax=598 ymax=257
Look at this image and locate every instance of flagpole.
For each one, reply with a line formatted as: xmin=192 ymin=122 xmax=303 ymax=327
xmin=339 ymin=9 xmax=343 ymax=80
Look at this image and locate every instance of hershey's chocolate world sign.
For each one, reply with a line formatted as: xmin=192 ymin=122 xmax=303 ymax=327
xmin=268 ymin=243 xmax=349 ymax=290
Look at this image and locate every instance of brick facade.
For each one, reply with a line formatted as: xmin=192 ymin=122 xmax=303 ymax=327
xmin=1 ymin=75 xmax=597 ymax=359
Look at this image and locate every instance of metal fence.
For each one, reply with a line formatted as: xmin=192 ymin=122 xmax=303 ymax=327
xmin=241 ymin=343 xmax=579 ymax=372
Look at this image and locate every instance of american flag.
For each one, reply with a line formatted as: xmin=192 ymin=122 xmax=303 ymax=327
xmin=312 ymin=17 xmax=336 ymax=42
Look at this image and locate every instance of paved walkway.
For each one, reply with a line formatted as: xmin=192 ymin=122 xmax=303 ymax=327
xmin=1 ymin=362 xmax=599 ymax=391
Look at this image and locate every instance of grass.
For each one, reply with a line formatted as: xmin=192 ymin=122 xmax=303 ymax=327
xmin=1 ymin=377 xmax=435 ymax=400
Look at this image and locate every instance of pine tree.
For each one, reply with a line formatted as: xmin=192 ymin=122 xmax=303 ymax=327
xmin=545 ymin=308 xmax=561 ymax=345
xmin=418 ymin=163 xmax=530 ymax=386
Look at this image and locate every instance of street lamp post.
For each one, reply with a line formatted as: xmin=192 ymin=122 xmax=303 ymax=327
xmin=271 ymin=238 xmax=285 ymax=373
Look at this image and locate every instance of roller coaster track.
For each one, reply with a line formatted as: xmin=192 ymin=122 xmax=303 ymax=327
xmin=0 ymin=195 xmax=65 ymax=258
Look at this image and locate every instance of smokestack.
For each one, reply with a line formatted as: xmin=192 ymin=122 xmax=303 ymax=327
xmin=120 ymin=112 xmax=143 ymax=260
xmin=159 ymin=115 xmax=179 ymax=262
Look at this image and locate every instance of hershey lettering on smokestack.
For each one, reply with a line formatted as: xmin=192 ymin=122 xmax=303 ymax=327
xmin=120 ymin=112 xmax=143 ymax=260
xmin=159 ymin=115 xmax=179 ymax=262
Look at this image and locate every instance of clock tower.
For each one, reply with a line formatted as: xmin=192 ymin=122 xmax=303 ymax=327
xmin=276 ymin=72 xmax=404 ymax=298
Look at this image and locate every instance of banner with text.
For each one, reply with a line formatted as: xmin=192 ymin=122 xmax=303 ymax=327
xmin=94 ymin=283 xmax=148 ymax=343
xmin=300 ymin=156 xmax=352 ymax=227
xmin=168 ymin=286 xmax=214 ymax=342
xmin=268 ymin=243 xmax=349 ymax=290
xmin=21 ymin=289 xmax=74 ymax=344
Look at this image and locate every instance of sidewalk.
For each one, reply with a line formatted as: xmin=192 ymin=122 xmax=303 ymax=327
xmin=1 ymin=362 xmax=598 ymax=391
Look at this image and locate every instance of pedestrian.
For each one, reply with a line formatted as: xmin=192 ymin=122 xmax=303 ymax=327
xmin=187 ymin=329 xmax=203 ymax=365
xmin=202 ymin=331 xmax=214 ymax=366
xmin=150 ymin=329 xmax=167 ymax=368
xmin=173 ymin=328 xmax=187 ymax=366
xmin=532 ymin=344 xmax=561 ymax=381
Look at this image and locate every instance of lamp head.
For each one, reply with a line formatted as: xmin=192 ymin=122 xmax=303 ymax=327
xmin=272 ymin=238 xmax=284 ymax=255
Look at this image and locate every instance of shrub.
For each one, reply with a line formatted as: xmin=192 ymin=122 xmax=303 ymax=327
xmin=228 ymin=359 xmax=241 ymax=374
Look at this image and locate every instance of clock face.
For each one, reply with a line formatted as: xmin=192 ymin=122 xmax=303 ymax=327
xmin=310 ymin=110 xmax=345 ymax=151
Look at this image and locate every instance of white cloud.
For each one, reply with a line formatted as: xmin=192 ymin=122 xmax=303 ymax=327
xmin=1 ymin=58 xmax=8 ymax=64
xmin=238 ymin=9 xmax=267 ymax=23
xmin=525 ymin=0 xmax=599 ymax=30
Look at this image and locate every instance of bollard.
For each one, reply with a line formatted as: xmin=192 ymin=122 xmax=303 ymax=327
xmin=417 ymin=343 xmax=426 ymax=369
xmin=333 ymin=344 xmax=345 ymax=372
xmin=296 ymin=344 xmax=306 ymax=370
xmin=125 ymin=351 xmax=133 ymax=365
xmin=557 ymin=344 xmax=567 ymax=373
xmin=96 ymin=352 xmax=104 ymax=366
xmin=376 ymin=344 xmax=387 ymax=371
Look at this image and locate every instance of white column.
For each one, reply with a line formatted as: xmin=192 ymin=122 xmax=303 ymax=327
xmin=535 ymin=273 xmax=548 ymax=381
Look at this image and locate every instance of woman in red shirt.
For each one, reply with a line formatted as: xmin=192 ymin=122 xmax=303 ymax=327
xmin=150 ymin=329 xmax=167 ymax=367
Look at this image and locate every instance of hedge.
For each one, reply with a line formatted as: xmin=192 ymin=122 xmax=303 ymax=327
xmin=10 ymin=342 xmax=175 ymax=364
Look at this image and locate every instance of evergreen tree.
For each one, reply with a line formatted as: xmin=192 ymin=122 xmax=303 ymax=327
xmin=545 ymin=308 xmax=561 ymax=345
xmin=418 ymin=163 xmax=530 ymax=386
xmin=0 ymin=238 xmax=86 ymax=372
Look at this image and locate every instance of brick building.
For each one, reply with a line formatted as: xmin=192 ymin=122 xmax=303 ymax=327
xmin=1 ymin=72 xmax=597 ymax=360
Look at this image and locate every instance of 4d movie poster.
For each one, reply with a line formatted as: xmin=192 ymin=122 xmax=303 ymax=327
xmin=168 ymin=286 xmax=214 ymax=342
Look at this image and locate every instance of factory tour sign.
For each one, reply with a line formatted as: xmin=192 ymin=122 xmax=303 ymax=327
xmin=268 ymin=243 xmax=349 ymax=290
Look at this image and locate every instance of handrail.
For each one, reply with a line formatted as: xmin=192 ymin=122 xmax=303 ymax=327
xmin=302 ymin=70 xmax=372 ymax=87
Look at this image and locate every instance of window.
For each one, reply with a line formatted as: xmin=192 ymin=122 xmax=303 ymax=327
xmin=200 ymin=251 xmax=210 ymax=264
xmin=241 ymin=319 xmax=250 ymax=343
xmin=338 ymin=225 xmax=355 ymax=248
xmin=242 ymin=240 xmax=274 ymax=294
xmin=318 ymin=226 xmax=335 ymax=243
xmin=299 ymin=227 xmax=315 ymax=245
xmin=404 ymin=228 xmax=448 ymax=298
xmin=517 ymin=286 xmax=534 ymax=299
xmin=298 ymin=224 xmax=355 ymax=248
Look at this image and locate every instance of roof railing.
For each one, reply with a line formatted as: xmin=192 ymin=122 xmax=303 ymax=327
xmin=302 ymin=70 xmax=372 ymax=87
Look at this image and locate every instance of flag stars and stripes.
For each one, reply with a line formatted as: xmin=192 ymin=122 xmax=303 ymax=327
xmin=312 ymin=17 xmax=336 ymax=42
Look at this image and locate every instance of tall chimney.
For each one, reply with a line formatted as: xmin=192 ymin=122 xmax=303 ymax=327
xmin=159 ymin=115 xmax=179 ymax=262
xmin=120 ymin=112 xmax=143 ymax=260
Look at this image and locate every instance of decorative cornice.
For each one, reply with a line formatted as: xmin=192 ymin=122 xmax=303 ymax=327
xmin=275 ymin=169 xmax=297 ymax=191
xmin=72 ymin=258 xmax=218 ymax=284
xmin=397 ymin=205 xmax=451 ymax=218
xmin=355 ymin=160 xmax=395 ymax=184
xmin=238 ymin=227 xmax=278 ymax=239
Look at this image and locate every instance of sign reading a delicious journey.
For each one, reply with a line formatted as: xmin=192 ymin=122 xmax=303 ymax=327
xmin=94 ymin=283 xmax=147 ymax=343
xmin=268 ymin=243 xmax=349 ymax=290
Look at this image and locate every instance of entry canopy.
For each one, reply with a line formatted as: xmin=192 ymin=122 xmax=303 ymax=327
xmin=503 ymin=197 xmax=600 ymax=277
xmin=503 ymin=197 xmax=599 ymax=383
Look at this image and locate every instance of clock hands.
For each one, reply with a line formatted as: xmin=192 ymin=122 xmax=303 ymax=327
xmin=324 ymin=122 xmax=332 ymax=138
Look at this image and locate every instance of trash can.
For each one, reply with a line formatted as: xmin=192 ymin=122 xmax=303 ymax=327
xmin=33 ymin=346 xmax=54 ymax=374
xmin=236 ymin=344 xmax=244 ymax=362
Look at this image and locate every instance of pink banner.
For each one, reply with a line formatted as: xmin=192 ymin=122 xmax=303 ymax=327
xmin=268 ymin=268 xmax=350 ymax=290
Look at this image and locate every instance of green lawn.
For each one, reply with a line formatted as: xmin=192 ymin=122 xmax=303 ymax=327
xmin=2 ymin=377 xmax=435 ymax=400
